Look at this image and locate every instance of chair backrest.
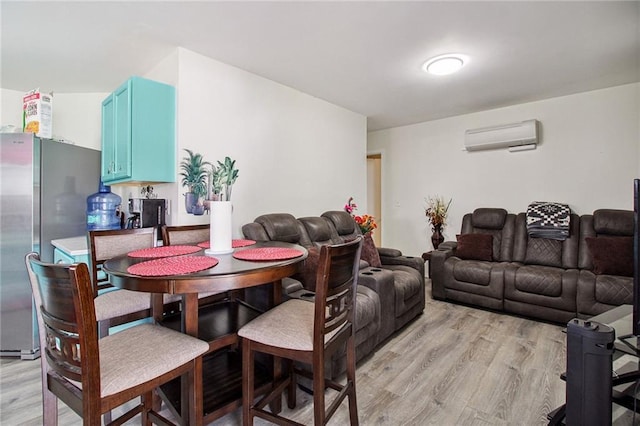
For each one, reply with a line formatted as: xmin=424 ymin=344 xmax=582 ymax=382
xmin=298 ymin=216 xmax=335 ymax=248
xmin=578 ymin=209 xmax=634 ymax=270
xmin=25 ymin=252 xmax=58 ymax=421
xmin=251 ymin=213 xmax=313 ymax=246
xmin=513 ymin=212 xmax=580 ymax=268
xmin=161 ymin=224 xmax=210 ymax=246
xmin=313 ymin=237 xmax=362 ymax=350
xmin=26 ymin=252 xmax=100 ymax=398
xmin=321 ymin=210 xmax=362 ymax=244
xmin=87 ymin=227 xmax=157 ymax=296
xmin=460 ymin=208 xmax=516 ymax=262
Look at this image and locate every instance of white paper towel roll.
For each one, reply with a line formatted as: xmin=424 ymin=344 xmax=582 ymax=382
xmin=206 ymin=201 xmax=233 ymax=255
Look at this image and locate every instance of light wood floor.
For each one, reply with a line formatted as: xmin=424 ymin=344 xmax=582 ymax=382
xmin=1 ymin=281 xmax=637 ymax=425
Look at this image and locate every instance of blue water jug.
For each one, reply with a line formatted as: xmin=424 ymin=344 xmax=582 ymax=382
xmin=86 ymin=182 xmax=122 ymax=230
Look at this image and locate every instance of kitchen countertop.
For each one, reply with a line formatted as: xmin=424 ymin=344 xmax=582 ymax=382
xmin=51 ymin=236 xmax=88 ymax=256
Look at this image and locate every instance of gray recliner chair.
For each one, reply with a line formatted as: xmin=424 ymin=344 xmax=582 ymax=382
xmin=431 ymin=208 xmax=515 ymax=311
xmin=576 ymin=209 xmax=634 ymax=318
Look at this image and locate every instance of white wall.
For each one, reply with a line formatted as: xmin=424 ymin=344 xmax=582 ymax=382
xmin=171 ymin=48 xmax=367 ymax=235
xmin=368 ymin=83 xmax=640 ymax=256
xmin=0 ymin=87 xmax=106 ymax=150
xmin=2 ymin=48 xmax=367 ymax=234
xmin=0 ymin=88 xmax=23 ymax=130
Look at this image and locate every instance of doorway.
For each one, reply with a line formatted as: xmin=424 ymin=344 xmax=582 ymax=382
xmin=367 ymin=154 xmax=382 ymax=246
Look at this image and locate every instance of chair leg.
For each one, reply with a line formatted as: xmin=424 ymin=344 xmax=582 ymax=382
xmin=242 ymin=338 xmax=255 ymax=426
xmin=42 ymin=389 xmax=58 ymax=426
xmin=98 ymin=320 xmax=109 ymax=339
xmin=287 ymin=361 xmax=297 ymax=409
xmin=190 ymin=357 xmax=203 ymax=426
xmin=142 ymin=391 xmax=153 ymax=426
xmin=41 ymin=365 xmax=58 ymax=426
xmin=346 ymin=337 xmax=359 ymax=426
xmin=313 ymin=357 xmax=326 ymax=426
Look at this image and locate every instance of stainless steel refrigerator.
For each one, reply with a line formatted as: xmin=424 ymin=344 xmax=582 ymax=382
xmin=0 ymin=132 xmax=100 ymax=359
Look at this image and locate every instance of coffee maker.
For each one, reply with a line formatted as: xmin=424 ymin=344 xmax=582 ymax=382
xmin=127 ymin=198 xmax=166 ymax=238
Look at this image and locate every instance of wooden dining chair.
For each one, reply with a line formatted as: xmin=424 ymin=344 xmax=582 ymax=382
xmin=161 ymin=224 xmax=231 ymax=305
xmin=25 ymin=252 xmax=208 ymax=426
xmin=87 ymin=227 xmax=158 ymax=338
xmin=161 ymin=224 xmax=210 ymax=246
xmin=239 ymin=237 xmax=363 ymax=426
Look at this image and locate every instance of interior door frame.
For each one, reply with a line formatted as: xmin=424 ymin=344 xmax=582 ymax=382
xmin=366 ymin=151 xmax=383 ymax=246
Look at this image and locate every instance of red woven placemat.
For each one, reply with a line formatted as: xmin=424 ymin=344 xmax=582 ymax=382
xmin=197 ymin=239 xmax=256 ymax=249
xmin=127 ymin=245 xmax=202 ymax=258
xmin=127 ymin=256 xmax=219 ymax=276
xmin=233 ymin=247 xmax=304 ymax=261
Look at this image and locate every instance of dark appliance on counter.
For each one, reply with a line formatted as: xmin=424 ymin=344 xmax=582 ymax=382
xmin=1 ymin=132 xmax=100 ymax=359
xmin=127 ymin=198 xmax=166 ymax=239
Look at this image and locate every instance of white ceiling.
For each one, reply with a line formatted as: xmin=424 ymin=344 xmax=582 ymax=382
xmin=2 ymin=1 xmax=639 ymax=131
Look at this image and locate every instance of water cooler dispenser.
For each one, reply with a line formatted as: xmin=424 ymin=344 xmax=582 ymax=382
xmin=86 ymin=182 xmax=122 ymax=230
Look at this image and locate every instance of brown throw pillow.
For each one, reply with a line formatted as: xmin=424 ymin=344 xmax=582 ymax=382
xmin=361 ymin=233 xmax=382 ymax=267
xmin=455 ymin=233 xmax=493 ymax=261
xmin=585 ymin=236 xmax=633 ymax=277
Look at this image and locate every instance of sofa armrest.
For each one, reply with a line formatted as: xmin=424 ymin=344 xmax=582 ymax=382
xmin=430 ymin=244 xmax=457 ymax=300
xmin=437 ymin=240 xmax=457 ymax=251
xmin=356 ymin=267 xmax=396 ymax=342
xmin=282 ymin=277 xmax=304 ymax=295
xmin=377 ymin=247 xmax=402 ymax=257
xmin=379 ymin=254 xmax=424 ymax=279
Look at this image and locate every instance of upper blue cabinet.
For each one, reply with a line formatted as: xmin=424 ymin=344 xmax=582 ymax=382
xmin=101 ymin=76 xmax=176 ymax=184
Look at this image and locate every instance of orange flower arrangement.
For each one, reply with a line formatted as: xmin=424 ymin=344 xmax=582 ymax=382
xmin=344 ymin=197 xmax=378 ymax=235
xmin=354 ymin=214 xmax=378 ymax=235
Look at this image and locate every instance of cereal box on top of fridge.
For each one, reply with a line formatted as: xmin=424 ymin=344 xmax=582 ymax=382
xmin=23 ymin=89 xmax=53 ymax=139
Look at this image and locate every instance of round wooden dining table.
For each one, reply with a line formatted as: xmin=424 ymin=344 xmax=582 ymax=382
xmin=103 ymin=240 xmax=307 ymax=425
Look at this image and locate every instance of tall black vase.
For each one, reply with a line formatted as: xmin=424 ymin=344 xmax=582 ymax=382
xmin=431 ymin=225 xmax=444 ymax=249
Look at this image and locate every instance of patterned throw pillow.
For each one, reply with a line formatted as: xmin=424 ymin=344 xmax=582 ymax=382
xmin=360 ymin=233 xmax=382 ymax=267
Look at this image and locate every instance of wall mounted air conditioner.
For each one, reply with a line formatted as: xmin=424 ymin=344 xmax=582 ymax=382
xmin=464 ymin=119 xmax=539 ymax=152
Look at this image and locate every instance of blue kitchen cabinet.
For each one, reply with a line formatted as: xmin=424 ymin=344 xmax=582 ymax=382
xmin=53 ymin=236 xmax=91 ymax=265
xmin=101 ymin=76 xmax=176 ymax=185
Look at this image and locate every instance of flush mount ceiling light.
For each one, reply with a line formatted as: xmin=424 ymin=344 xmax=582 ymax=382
xmin=423 ymin=54 xmax=467 ymax=75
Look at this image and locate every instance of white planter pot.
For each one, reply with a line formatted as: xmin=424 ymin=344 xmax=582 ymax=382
xmin=205 ymin=201 xmax=233 ymax=255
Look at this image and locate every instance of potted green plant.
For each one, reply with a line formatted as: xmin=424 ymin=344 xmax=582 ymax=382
xmin=209 ymin=164 xmax=224 ymax=200
xmin=179 ymin=149 xmax=211 ymax=214
xmin=216 ymin=156 xmax=239 ymax=202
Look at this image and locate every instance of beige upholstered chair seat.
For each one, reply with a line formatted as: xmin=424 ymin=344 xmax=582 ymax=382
xmin=240 ymin=299 xmax=341 ymax=351
xmin=99 ymin=323 xmax=208 ymax=396
xmin=94 ymin=289 xmax=152 ymax=322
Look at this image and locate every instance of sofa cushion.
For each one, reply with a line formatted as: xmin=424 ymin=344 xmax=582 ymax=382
xmin=456 ymin=233 xmax=493 ymax=261
xmin=595 ymin=274 xmax=634 ymax=305
xmin=361 ymin=233 xmax=382 ymax=267
xmin=514 ymin=265 xmax=563 ymax=297
xmin=524 ymin=237 xmax=562 ymax=268
xmin=586 ymin=236 xmax=633 ymax=277
xmin=452 ymin=260 xmax=492 ymax=286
